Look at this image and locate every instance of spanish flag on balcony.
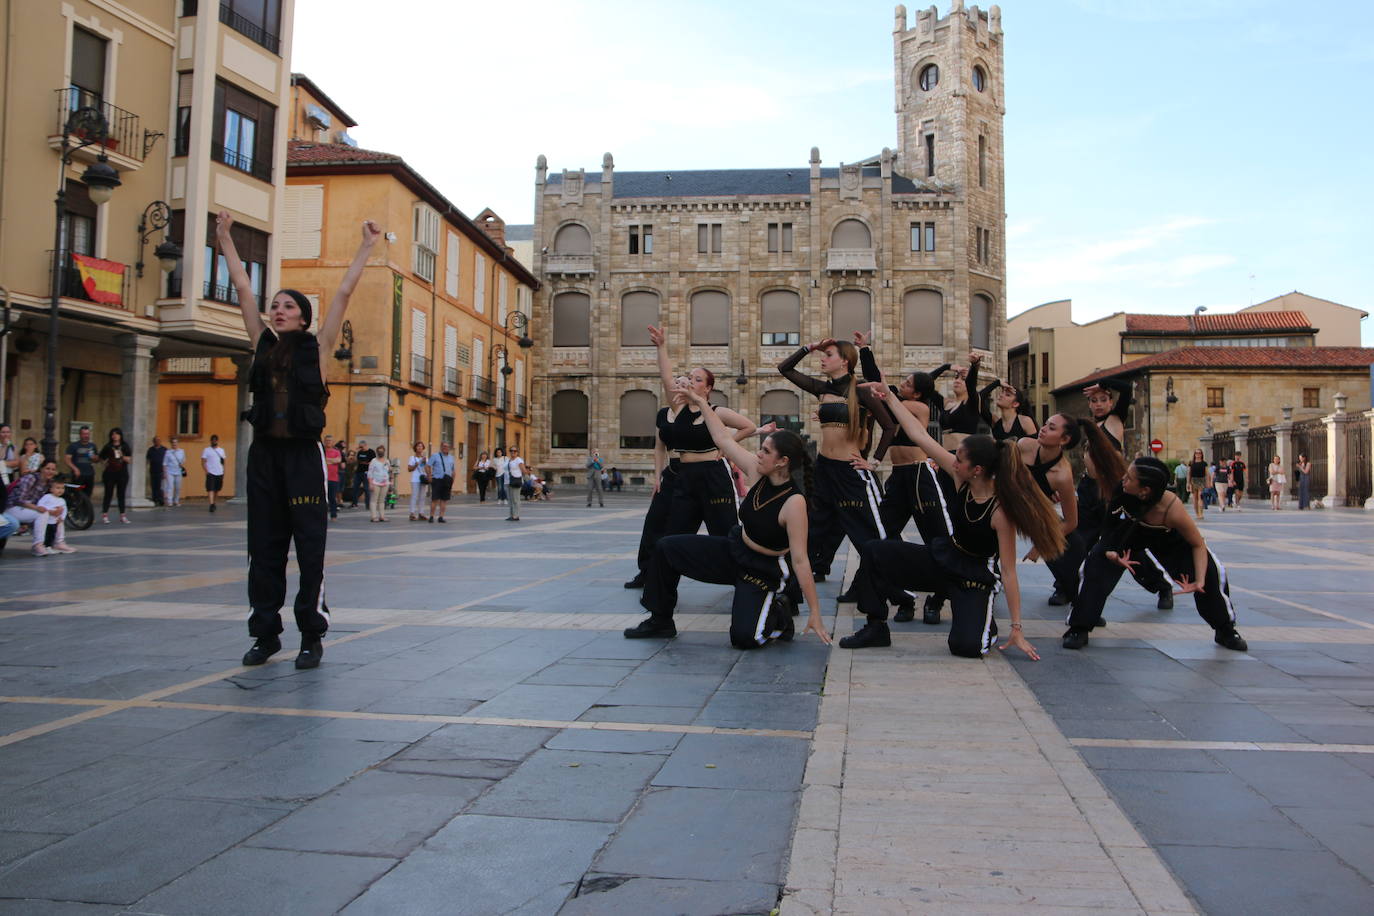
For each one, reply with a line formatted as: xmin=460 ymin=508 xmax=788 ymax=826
xmin=71 ymin=253 xmax=125 ymax=306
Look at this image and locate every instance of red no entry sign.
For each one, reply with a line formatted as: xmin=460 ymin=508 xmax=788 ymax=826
xmin=1150 ymin=439 xmax=1164 ymax=453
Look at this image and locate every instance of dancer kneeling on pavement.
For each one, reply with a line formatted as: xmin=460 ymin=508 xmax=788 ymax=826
xmin=1063 ymin=457 xmax=1248 ymax=653
xmin=840 ymin=386 xmax=1063 ymax=659
xmin=220 ymin=210 xmax=383 ymax=670
xmin=626 ymin=383 xmax=831 ymax=650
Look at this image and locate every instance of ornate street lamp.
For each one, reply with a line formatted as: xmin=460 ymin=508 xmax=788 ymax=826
xmin=135 ymin=200 xmax=182 ymax=277
xmin=505 ymin=309 xmax=533 ymax=349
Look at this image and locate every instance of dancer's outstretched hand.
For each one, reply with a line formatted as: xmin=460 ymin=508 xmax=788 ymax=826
xmin=1173 ymin=574 xmax=1204 ymax=595
xmin=998 ymin=628 xmax=1040 ymax=661
xmin=804 ymin=612 xmax=832 ymax=645
xmin=1106 ymin=550 xmax=1139 ymax=572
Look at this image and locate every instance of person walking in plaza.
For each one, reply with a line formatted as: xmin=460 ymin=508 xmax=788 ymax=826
xmin=98 ymin=428 xmax=132 ymax=524
xmin=367 ymin=445 xmax=391 ymax=522
xmin=627 ymin=381 xmax=830 ymax=649
xmin=219 ymin=209 xmax=381 ymax=670
xmin=146 ymin=436 xmax=167 ymax=507
xmin=429 ymin=441 xmax=455 ymax=522
xmin=1296 ymin=454 xmax=1312 ymax=509
xmin=777 ymin=336 xmax=894 ymax=586
xmin=1230 ymin=452 xmax=1246 ymax=509
xmin=351 ymin=439 xmax=374 ymax=508
xmin=406 ymin=442 xmax=429 ymax=521
xmin=163 ymin=436 xmax=186 ymax=506
xmin=201 ymin=434 xmax=227 ymax=513
xmin=839 ymin=386 xmax=1062 ymax=657
xmin=505 ymin=447 xmax=525 ymax=520
xmin=473 ymin=450 xmax=492 ymax=502
xmin=1214 ymin=458 xmax=1231 ymax=512
xmin=492 ymin=447 xmax=509 ymax=503
xmin=586 ymin=448 xmax=605 ymax=507
xmin=1062 ymin=457 xmax=1248 ymax=653
xmin=64 ymin=425 xmax=97 ymax=495
xmin=1267 ymin=455 xmax=1286 ymax=510
xmin=322 ymin=434 xmax=342 ymax=520
xmin=1187 ymin=449 xmax=1210 ymax=520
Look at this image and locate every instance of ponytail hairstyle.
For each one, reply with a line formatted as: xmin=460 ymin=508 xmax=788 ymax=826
xmin=767 ymin=428 xmax=815 ymax=499
xmin=962 ymin=435 xmax=1065 ymax=559
xmin=1050 ymin=413 xmax=1082 ymax=450
xmin=1008 ymin=386 xmax=1033 ymax=417
xmin=1131 ymin=457 xmax=1172 ymax=507
xmin=695 ymin=367 xmax=715 ymax=391
xmin=831 ymin=339 xmax=863 ymax=443
xmin=1079 ymin=419 xmax=1126 ymax=500
xmin=906 ymin=370 xmax=937 ymax=404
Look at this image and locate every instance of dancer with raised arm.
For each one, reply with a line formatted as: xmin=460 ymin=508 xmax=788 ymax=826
xmin=840 ymin=384 xmax=1064 ymax=658
xmin=1063 ymin=457 xmax=1248 ymax=653
xmin=220 ymin=210 xmax=382 ymax=669
xmin=935 ymin=354 xmax=982 ymax=449
xmin=981 ymin=380 xmax=1038 ymax=443
xmin=777 ymin=338 xmax=895 ymax=587
xmin=625 ymin=382 xmax=830 ymax=650
xmin=623 ymin=375 xmax=688 ymax=589
xmin=648 ymin=325 xmax=755 ymax=537
xmin=1017 ymin=414 xmax=1085 ymax=607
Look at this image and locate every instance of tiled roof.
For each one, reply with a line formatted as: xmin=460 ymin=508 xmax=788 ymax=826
xmin=1123 ymin=311 xmax=1312 ymax=333
xmin=504 ymin=224 xmax=534 ymax=241
xmin=1054 ymin=347 xmax=1374 ymax=393
xmin=546 ymin=167 xmax=933 ymax=198
xmin=286 ymin=141 xmax=401 ymax=165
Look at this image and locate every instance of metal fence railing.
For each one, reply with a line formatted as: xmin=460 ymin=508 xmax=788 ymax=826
xmin=1290 ymin=418 xmax=1327 ymax=502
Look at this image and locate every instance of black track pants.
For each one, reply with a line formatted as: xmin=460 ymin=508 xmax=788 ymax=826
xmin=1077 ymin=475 xmax=1170 ymax=597
xmin=852 ymin=538 xmax=1000 ymax=658
xmin=246 ymin=437 xmax=330 ymax=640
xmin=878 ymin=464 xmax=921 ymax=539
xmin=1044 ymin=529 xmax=1087 ymax=602
xmin=1069 ymin=540 xmax=1237 ymax=632
xmin=808 ymin=455 xmax=886 ymax=578
xmin=642 ymin=529 xmax=793 ymax=650
xmin=635 ymin=465 xmax=679 ymax=573
xmin=665 ymin=459 xmax=738 ymax=537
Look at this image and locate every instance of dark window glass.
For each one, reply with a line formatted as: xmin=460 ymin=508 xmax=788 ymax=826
xmin=924 ymin=222 xmax=936 ymax=251
xmin=925 ymin=133 xmax=935 ymax=177
xmin=551 ymin=390 xmax=589 ymax=449
xmin=1207 ymin=387 xmax=1225 ymax=409
xmin=70 ymin=27 xmax=106 ymax=103
xmin=212 ymin=80 xmax=275 ymax=182
xmin=919 ymin=64 xmax=938 ymax=91
xmin=972 ymin=65 xmax=986 ymax=92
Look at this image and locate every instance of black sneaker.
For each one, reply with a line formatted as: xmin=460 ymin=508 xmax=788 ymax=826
xmin=770 ymin=593 xmax=796 ymax=641
xmin=839 ymin=621 xmax=891 ymax=649
xmin=813 ymin=573 xmax=828 ymax=583
xmin=1214 ymin=629 xmax=1248 ymax=652
xmin=623 ymin=573 xmax=646 ymax=589
xmin=893 ymin=603 xmax=916 ymax=623
xmin=1061 ymin=628 xmax=1090 ymax=650
xmin=437 ymin=517 xmax=446 ymax=523
xmin=922 ymin=599 xmax=943 ymax=625
xmin=1157 ymin=590 xmax=1174 ymax=611
xmin=836 ymin=586 xmax=857 ymax=604
xmin=623 ymin=617 xmax=677 ymax=639
xmin=1047 ymin=589 xmax=1068 ymax=606
xmin=295 ymin=637 xmax=323 ymax=669
xmin=242 ymin=636 xmax=281 ymax=666
xmin=209 ymin=504 xmax=217 ymax=513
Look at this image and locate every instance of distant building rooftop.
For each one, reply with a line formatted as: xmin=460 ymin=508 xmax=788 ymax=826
xmin=1124 ymin=311 xmax=1313 ymax=335
xmin=505 ymin=224 xmax=533 ymax=242
xmin=546 ymin=167 xmax=931 ymax=198
xmin=1055 ymin=346 xmax=1374 ymax=393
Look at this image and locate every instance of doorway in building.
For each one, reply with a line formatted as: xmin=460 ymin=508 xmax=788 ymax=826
xmin=61 ymin=368 xmax=121 ymax=452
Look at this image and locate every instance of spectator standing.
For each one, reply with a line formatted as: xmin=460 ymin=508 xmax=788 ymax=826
xmin=201 ymin=434 xmax=227 ymax=512
xmin=473 ymin=451 xmax=492 ymax=502
xmin=98 ymin=427 xmax=132 ymax=524
xmin=505 ymin=447 xmax=525 ymax=520
xmin=1231 ymin=452 xmax=1247 ymax=509
xmin=367 ymin=445 xmax=391 ymax=521
xmin=1297 ymin=454 xmax=1312 ymax=509
xmin=1267 ymin=455 xmax=1286 ymax=510
xmin=352 ymin=439 xmax=374 ymax=508
xmin=18 ymin=437 xmax=43 ymax=474
xmin=146 ymin=436 xmax=167 ymax=506
xmin=323 ymin=434 xmax=342 ymax=519
xmin=429 ymin=441 xmax=455 ymax=522
xmin=407 ymin=442 xmax=429 ymax=521
xmin=1174 ymin=460 xmax=1189 ymax=499
xmin=492 ymin=447 xmax=509 ymax=503
xmin=586 ymin=449 xmax=605 ymax=507
xmin=64 ymin=425 xmax=97 ymax=495
xmin=163 ymin=437 xmax=186 ymax=506
xmin=0 ymin=423 xmax=18 ymax=488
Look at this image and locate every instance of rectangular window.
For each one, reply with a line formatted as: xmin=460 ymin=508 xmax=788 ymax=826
xmin=628 ymin=224 xmax=652 ymax=255
xmin=1040 ymin=352 xmax=1049 ymax=385
xmin=767 ymin=222 xmax=793 ymax=253
xmin=219 ymin=0 xmax=282 ymax=54
xmin=924 ymin=222 xmax=935 ymax=252
xmin=412 ymin=205 xmax=440 ymax=282
xmin=910 ymin=223 xmax=921 ymax=252
xmin=445 ymin=231 xmax=460 ymax=297
xmin=978 ymin=135 xmax=987 ymax=188
xmin=629 ymin=225 xmax=640 ymax=255
xmin=174 ymin=400 xmax=201 ymax=437
xmin=175 ymin=73 xmax=193 ymax=156
xmin=697 ymin=223 xmax=722 ymax=254
xmin=279 ymin=184 xmax=322 ymax=260
xmin=70 ymin=27 xmax=107 ymax=106
xmin=474 ymin=253 xmax=486 ymax=313
xmin=212 ymin=80 xmax=275 ymax=182
xmin=1207 ymin=387 xmax=1225 ymax=408
xmin=924 ymin=133 xmax=935 ymax=178
xmin=202 ymin=215 xmax=267 ymax=308
xmin=1303 ymin=387 xmax=1320 ymax=408
xmin=498 ymin=273 xmax=508 ymax=324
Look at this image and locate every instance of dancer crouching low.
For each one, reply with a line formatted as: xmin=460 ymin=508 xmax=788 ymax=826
xmin=1063 ymin=457 xmax=1248 ymax=652
xmin=625 ymin=383 xmax=831 ymax=650
xmin=839 ymin=385 xmax=1064 ymax=659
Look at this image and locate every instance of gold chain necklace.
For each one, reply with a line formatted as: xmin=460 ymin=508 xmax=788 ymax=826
xmin=752 ymin=481 xmax=794 ymax=512
xmin=963 ymin=487 xmax=995 ymax=523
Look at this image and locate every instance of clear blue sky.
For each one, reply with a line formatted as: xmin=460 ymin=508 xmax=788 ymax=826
xmin=294 ymin=0 xmax=1373 ymax=342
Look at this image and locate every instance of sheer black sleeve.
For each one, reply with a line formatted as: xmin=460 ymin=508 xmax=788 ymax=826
xmin=978 ymin=380 xmax=999 ymax=426
xmin=777 ymin=346 xmax=827 ymax=396
xmin=1102 ymin=377 xmax=1133 ymax=420
xmin=859 ymin=346 xmax=882 ymax=383
xmin=928 ymin=363 xmax=952 ymax=382
xmin=858 ymin=385 xmax=897 ymax=462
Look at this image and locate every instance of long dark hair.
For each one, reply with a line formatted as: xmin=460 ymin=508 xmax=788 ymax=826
xmin=106 ymin=427 xmax=125 ymax=447
xmin=1132 ymin=457 xmax=1172 ymax=506
xmin=767 ymin=429 xmax=815 ymax=498
xmin=1079 ymin=420 xmax=1126 ymax=499
xmin=962 ymin=435 xmax=1066 ymax=559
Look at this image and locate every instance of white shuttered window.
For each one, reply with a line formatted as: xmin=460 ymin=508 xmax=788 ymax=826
xmin=279 ymin=185 xmax=323 ymax=260
xmin=445 ymin=231 xmax=460 ymax=297
xmin=498 ymin=274 xmax=508 ymax=324
xmin=411 ymin=308 xmax=427 ymax=356
xmin=444 ymin=324 xmax=458 ymax=370
xmin=474 ymin=253 xmax=486 ymax=313
xmin=413 ymin=205 xmax=440 ymax=282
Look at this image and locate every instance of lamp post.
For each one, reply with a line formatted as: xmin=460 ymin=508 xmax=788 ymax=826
xmin=505 ymin=309 xmax=533 ymax=349
xmin=44 ymin=106 xmax=121 ymax=463
xmin=491 ymin=344 xmax=514 ymax=447
xmin=135 ymin=200 xmax=182 ymax=279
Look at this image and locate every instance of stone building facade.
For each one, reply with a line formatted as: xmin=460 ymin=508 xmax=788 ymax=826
xmin=529 ymin=3 xmax=1007 ymax=485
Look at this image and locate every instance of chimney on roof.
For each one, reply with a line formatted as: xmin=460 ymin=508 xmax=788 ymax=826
xmin=475 ymin=208 xmax=506 ymax=248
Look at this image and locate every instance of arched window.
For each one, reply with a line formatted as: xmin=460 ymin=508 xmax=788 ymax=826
xmin=761 ymin=289 xmax=800 ymax=346
xmin=552 ymin=291 xmax=590 ymax=346
xmin=918 ymin=63 xmax=939 ymax=91
xmin=903 ymin=289 xmax=944 ymax=346
xmin=708 ymin=390 xmax=728 ymax=409
xmin=831 ymin=219 xmax=871 ymax=249
xmin=831 ymin=289 xmax=871 ymax=339
xmin=621 ymin=291 xmax=659 ymax=346
xmin=620 ymin=390 xmax=657 ymax=449
xmin=690 ymin=290 xmax=729 ymax=345
xmin=551 ymin=390 xmax=589 ymax=449
xmin=552 ymin=223 xmax=591 ymax=254
xmin=971 ymin=294 xmax=993 ymax=350
xmin=760 ymin=390 xmax=802 ymax=432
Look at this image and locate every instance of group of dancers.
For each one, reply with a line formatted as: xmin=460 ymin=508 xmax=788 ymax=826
xmin=624 ymin=330 xmax=1249 ymax=658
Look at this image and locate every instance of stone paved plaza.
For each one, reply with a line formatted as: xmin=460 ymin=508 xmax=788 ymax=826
xmin=0 ymin=493 xmax=1372 ymax=914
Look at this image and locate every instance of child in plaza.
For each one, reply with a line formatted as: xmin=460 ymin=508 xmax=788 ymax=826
xmin=36 ymin=481 xmax=77 ymax=553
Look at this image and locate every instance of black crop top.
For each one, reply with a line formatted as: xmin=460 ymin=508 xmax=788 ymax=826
xmin=777 ymin=347 xmax=896 ymax=461
xmin=739 ymin=476 xmax=795 ymax=552
xmin=671 ymin=406 xmax=717 ymax=453
xmin=936 ymin=470 xmax=999 ymax=558
xmin=941 ymin=360 xmax=981 ymax=435
xmin=655 ymin=407 xmax=675 ymax=451
xmin=818 ymin=402 xmax=848 ymax=425
xmin=1027 ymin=446 xmax=1061 ymax=499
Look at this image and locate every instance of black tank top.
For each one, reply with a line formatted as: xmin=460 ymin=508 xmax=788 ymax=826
xmin=672 ymin=406 xmax=716 ymax=453
xmin=739 ymin=477 xmax=795 ymax=552
xmin=656 ymin=407 xmax=677 ymax=451
xmin=936 ymin=469 xmax=998 ymax=558
xmin=1190 ymin=460 xmax=1208 ymax=479
xmin=818 ymin=402 xmax=849 ymax=425
xmin=1097 ymin=418 xmax=1123 ymax=452
xmin=1027 ymin=447 xmax=1060 ymax=499
xmin=991 ymin=417 xmax=1023 ymax=444
xmin=944 ymin=399 xmax=980 ymax=435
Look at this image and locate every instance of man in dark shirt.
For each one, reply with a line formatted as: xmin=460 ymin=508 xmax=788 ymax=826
xmin=352 ymin=439 xmax=375 ymax=508
xmin=64 ymin=426 xmax=97 ymax=493
xmin=1230 ymin=452 xmax=1247 ymax=509
xmin=146 ymin=436 xmax=168 ymax=506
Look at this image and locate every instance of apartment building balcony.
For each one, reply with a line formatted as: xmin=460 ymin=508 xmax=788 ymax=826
xmin=543 ymin=253 xmax=594 ymax=276
xmin=469 ymin=375 xmax=495 ymax=405
xmin=443 ymin=367 xmax=462 ymax=396
xmin=514 ymin=394 xmax=528 ymax=418
xmin=825 ymin=248 xmax=877 ymax=273
xmin=218 ymin=2 xmax=282 ymax=54
xmin=48 ymin=88 xmax=148 ymax=171
xmin=409 ymin=354 xmax=432 ymax=388
xmin=48 ymin=250 xmax=134 ymax=314
xmin=211 ymin=143 xmax=273 ymax=184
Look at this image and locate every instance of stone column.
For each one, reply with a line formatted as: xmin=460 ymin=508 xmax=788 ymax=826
xmin=1233 ymin=413 xmax=1250 ymax=473
xmin=117 ymin=333 xmax=159 ymax=508
xmin=1321 ymin=393 xmax=1354 ymax=508
xmin=229 ymin=354 xmax=252 ymax=502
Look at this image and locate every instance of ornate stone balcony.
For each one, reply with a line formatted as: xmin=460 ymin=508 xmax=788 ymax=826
xmin=826 ymin=248 xmax=877 ymax=272
xmin=544 ymin=254 xmax=594 ymax=275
